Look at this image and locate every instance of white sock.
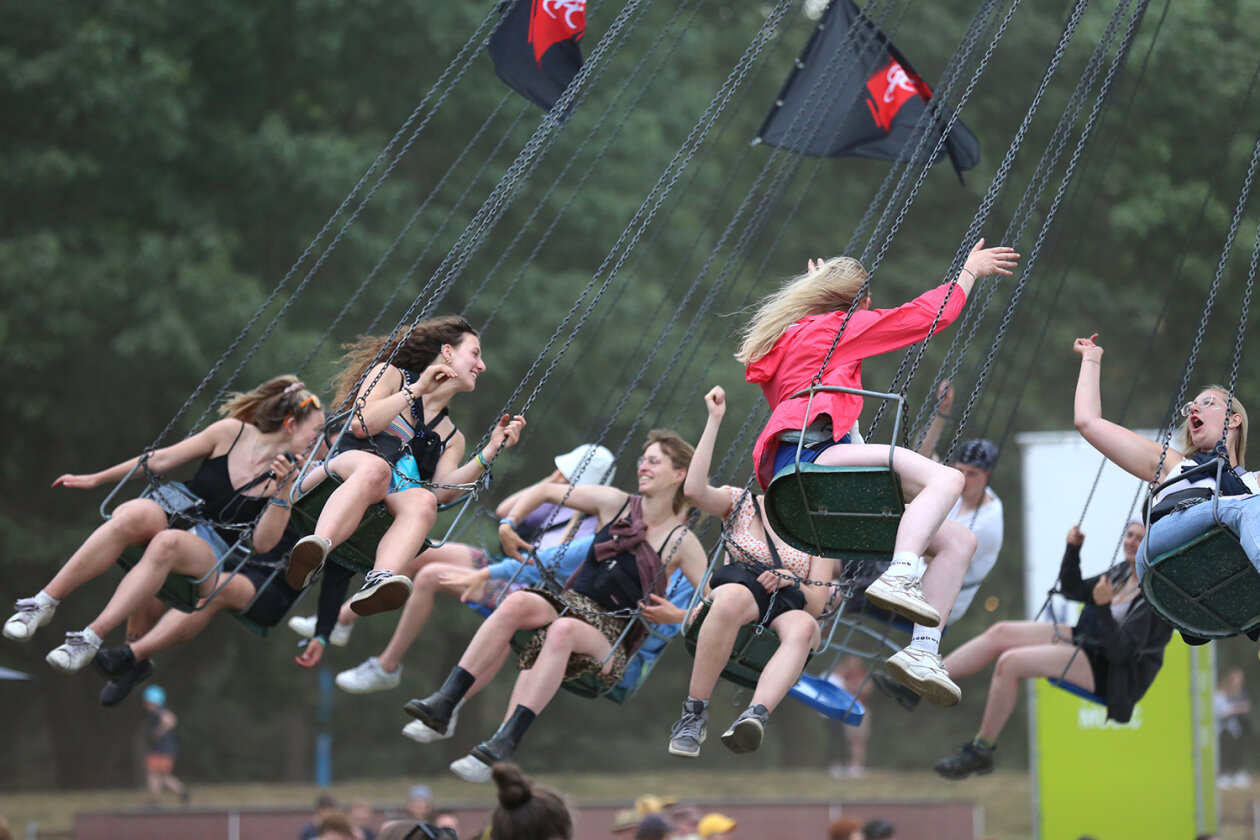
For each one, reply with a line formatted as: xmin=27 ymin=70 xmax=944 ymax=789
xmin=35 ymin=590 xmax=60 ymax=607
xmin=81 ymin=627 xmax=103 ymax=648
xmin=909 ymin=625 xmax=942 ymax=654
xmin=886 ymin=551 xmax=919 ymax=576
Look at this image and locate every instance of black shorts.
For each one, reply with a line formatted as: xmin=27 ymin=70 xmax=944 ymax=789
xmin=710 ymin=562 xmax=806 ymax=627
xmin=235 ymin=563 xmax=300 ymax=627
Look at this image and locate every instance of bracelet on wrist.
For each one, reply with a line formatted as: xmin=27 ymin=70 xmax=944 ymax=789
xmin=500 ymin=517 xmax=517 ymax=529
xmin=960 ymin=267 xmax=976 ymax=280
xmin=1082 ymin=359 xmax=1101 ymax=365
xmin=476 ymin=451 xmax=490 ymax=470
xmin=313 ymin=635 xmax=329 ymax=647
xmin=268 ymin=496 xmax=291 ymax=510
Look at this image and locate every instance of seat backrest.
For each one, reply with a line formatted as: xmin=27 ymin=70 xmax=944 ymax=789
xmin=1144 ymin=527 xmax=1260 ymax=638
xmin=764 ymin=462 xmax=904 ymax=561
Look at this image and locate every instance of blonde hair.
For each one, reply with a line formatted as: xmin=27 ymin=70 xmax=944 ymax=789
xmin=1173 ymin=384 xmax=1249 ymax=467
xmin=643 ymin=429 xmax=695 ymax=515
xmin=219 ymin=375 xmax=321 ymax=433
xmin=735 ymin=257 xmax=869 ymax=365
xmin=331 ymin=315 xmax=478 ymax=406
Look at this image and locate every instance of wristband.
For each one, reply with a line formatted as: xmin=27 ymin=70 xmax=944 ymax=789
xmin=313 ymin=635 xmax=329 ymax=648
xmin=500 ymin=517 xmax=517 ymax=529
xmin=268 ymin=496 xmax=291 ymax=510
xmin=476 ymin=451 xmax=490 ymax=470
xmin=960 ymin=267 xmax=976 ymax=280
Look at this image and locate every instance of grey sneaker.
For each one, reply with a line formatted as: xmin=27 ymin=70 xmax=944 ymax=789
xmin=335 ymin=657 xmax=401 ymax=694
xmin=667 ymin=699 xmax=708 ymax=758
xmin=46 ymin=631 xmax=101 ymax=674
xmin=864 ymin=572 xmax=941 ymax=627
xmin=885 ymin=647 xmax=961 ymax=707
xmin=449 ymin=754 xmax=493 ymax=783
xmin=721 ymin=704 xmax=770 ymax=754
xmin=349 ymin=570 xmax=413 ymax=616
xmin=4 ymin=597 xmax=56 ymax=641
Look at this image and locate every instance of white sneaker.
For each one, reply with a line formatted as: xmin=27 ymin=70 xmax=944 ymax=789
xmin=402 ymin=712 xmax=458 ymax=744
xmin=885 ymin=647 xmax=961 ymax=707
xmin=4 ymin=597 xmax=56 ymax=641
xmin=348 ymin=570 xmax=413 ymax=616
xmin=449 ymin=754 xmax=492 ymax=783
xmin=864 ymin=572 xmax=941 ymax=627
xmin=46 ymin=631 xmax=101 ymax=674
xmin=287 ymin=615 xmax=353 ymax=647
xmin=286 ymin=535 xmax=332 ymax=589
xmin=335 ymin=657 xmax=401 ymax=693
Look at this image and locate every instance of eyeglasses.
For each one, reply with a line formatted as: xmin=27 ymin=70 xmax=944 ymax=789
xmin=1179 ymin=395 xmax=1227 ymax=417
xmin=637 ymin=455 xmax=668 ymax=468
xmin=298 ymin=393 xmax=322 ymax=411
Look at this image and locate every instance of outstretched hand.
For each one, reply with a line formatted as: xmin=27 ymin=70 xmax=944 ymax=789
xmin=963 ymin=239 xmax=1020 ymax=279
xmin=934 ymin=380 xmax=955 ymax=417
xmin=295 ymin=638 xmax=324 ymax=668
xmin=1073 ymin=334 xmax=1103 ymax=362
xmin=52 ymin=472 xmax=102 ymax=490
xmin=438 ymin=568 xmax=489 ymax=604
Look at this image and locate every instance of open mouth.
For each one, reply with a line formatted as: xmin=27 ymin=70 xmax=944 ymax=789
xmin=1190 ymin=415 xmax=1205 ymax=431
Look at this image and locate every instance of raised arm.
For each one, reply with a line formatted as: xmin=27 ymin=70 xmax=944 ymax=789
xmin=429 ymin=414 xmax=526 ymax=504
xmin=683 ymin=387 xmax=738 ymax=519
xmin=1072 ymin=336 xmax=1171 ymax=482
xmin=954 ymin=238 xmax=1020 ymax=297
xmin=916 ymin=380 xmax=955 ymax=459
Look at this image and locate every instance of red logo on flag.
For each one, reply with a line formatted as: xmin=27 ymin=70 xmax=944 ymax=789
xmin=529 ymin=0 xmax=586 ymax=65
xmin=864 ymin=58 xmax=931 ymax=132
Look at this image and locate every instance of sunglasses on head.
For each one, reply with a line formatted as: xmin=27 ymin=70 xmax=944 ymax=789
xmin=298 ymin=393 xmax=322 ymax=410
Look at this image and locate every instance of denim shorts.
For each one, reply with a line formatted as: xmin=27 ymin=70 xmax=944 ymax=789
xmin=770 ymin=433 xmax=851 ymax=477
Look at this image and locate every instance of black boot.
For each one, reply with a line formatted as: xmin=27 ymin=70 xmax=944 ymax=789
xmin=100 ymin=658 xmax=155 ymax=707
xmin=93 ymin=644 xmax=136 ymax=678
xmin=465 ymin=704 xmax=536 ymax=773
xmin=404 ymin=666 xmax=475 ymax=735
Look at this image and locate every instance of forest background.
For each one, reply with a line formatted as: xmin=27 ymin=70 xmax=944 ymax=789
xmin=2 ymin=0 xmax=1259 ymax=791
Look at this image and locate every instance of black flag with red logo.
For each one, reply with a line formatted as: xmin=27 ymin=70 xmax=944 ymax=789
xmin=755 ymin=0 xmax=979 ymax=182
xmin=487 ymin=0 xmax=586 ymax=113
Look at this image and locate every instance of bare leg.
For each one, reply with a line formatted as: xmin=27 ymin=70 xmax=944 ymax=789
xmin=379 ymin=553 xmax=476 ymax=673
xmin=125 ymin=597 xmax=170 ymax=643
xmin=87 ymin=531 xmax=220 ymax=639
xmin=751 ymin=610 xmax=821 ymax=712
xmin=129 ymin=576 xmax=256 ymax=660
xmin=45 ymin=499 xmax=169 ymax=601
xmin=513 ymin=617 xmax=615 ymax=713
xmin=689 ymin=585 xmax=760 ymax=700
xmin=920 ymin=519 xmax=975 ymax=623
xmin=457 ymin=591 xmax=558 ymax=678
xmin=977 ymin=644 xmax=1094 ymax=741
xmin=309 ymin=452 xmax=391 ymax=547
xmin=378 ymin=488 xmax=438 ymax=573
xmin=813 ymin=443 xmax=964 ymax=557
xmin=943 ymin=621 xmax=1061 ymax=680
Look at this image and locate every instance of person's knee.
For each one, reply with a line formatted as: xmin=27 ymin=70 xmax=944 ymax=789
xmin=935 ymin=463 xmax=965 ymax=497
xmin=143 ymin=531 xmax=188 ymax=568
xmin=352 ymin=458 xmax=392 ymax=491
xmin=774 ymin=613 xmax=816 ymax=647
xmin=544 ymin=618 xmax=583 ymax=650
xmin=709 ymin=584 xmax=756 ymax=620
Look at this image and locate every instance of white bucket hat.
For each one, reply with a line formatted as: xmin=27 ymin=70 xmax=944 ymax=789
xmin=555 ymin=443 xmax=616 ymax=486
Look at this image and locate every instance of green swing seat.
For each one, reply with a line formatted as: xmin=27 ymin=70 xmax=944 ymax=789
xmin=1141 ymin=527 xmax=1260 ymax=640
xmin=682 ymin=601 xmax=814 ymax=690
xmin=762 ymin=385 xmax=908 ymax=562
xmin=115 ymin=545 xmax=273 ymax=637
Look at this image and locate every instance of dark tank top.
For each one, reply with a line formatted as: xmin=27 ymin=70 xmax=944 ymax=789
xmin=185 ymin=422 xmax=269 ymax=541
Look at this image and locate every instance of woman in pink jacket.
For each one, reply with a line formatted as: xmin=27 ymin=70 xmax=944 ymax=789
xmin=736 ymin=240 xmax=1018 ymax=705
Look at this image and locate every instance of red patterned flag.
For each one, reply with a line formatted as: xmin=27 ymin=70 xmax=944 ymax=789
xmin=488 ymin=0 xmax=586 ymax=113
xmin=756 ymin=0 xmax=979 ymax=182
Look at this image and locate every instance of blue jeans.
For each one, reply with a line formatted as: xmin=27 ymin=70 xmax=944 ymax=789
xmin=1140 ymin=495 xmax=1260 ymax=580
xmin=770 ymin=433 xmax=852 ymax=477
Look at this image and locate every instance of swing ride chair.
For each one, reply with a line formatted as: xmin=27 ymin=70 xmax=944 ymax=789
xmin=99 ymin=457 xmax=282 ymax=634
xmin=287 ymin=402 xmax=485 ymax=575
xmin=681 ymin=533 xmax=867 ymax=725
xmin=762 ymin=385 xmax=907 ymax=564
xmin=1140 ymin=456 xmax=1260 ymax=640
